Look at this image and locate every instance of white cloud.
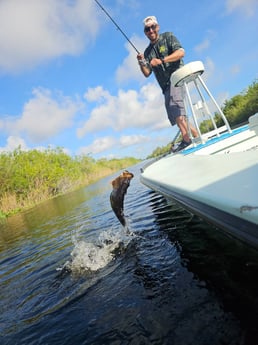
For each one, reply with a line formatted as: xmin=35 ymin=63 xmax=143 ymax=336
xmin=1 ymin=88 xmax=82 ymax=142
xmin=78 ymin=133 xmax=149 ymax=156
xmin=84 ymin=86 xmax=111 ymax=103
xmin=119 ymin=134 xmax=149 ymax=147
xmin=78 ymin=136 xmax=117 ymax=155
xmin=0 ymin=136 xmax=27 ymax=152
xmin=202 ymin=57 xmax=216 ymax=82
xmin=194 ymin=39 xmax=210 ymax=54
xmin=194 ymin=30 xmax=216 ymax=54
xmin=226 ymin=0 xmax=258 ymax=16
xmin=78 ymin=82 xmax=166 ymax=138
xmin=0 ymin=135 xmax=71 ymax=154
xmin=116 ymin=35 xmax=148 ymax=84
xmin=0 ymin=0 xmax=99 ymax=73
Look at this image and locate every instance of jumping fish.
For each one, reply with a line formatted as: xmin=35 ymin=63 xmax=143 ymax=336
xmin=110 ymin=170 xmax=134 ymax=226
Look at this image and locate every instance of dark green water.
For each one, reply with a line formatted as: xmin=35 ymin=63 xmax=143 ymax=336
xmin=1 ymin=162 xmax=258 ymax=345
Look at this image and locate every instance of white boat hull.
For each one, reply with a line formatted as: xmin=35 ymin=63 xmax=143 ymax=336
xmin=141 ymin=117 xmax=258 ymax=248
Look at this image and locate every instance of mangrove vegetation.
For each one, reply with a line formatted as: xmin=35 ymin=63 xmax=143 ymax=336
xmin=0 ymin=148 xmax=140 ymax=217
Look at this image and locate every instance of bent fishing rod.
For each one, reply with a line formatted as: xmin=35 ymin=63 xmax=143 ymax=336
xmin=94 ymin=0 xmax=140 ymax=54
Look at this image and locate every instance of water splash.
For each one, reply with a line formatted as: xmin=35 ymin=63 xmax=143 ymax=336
xmin=58 ymin=226 xmax=134 ymax=275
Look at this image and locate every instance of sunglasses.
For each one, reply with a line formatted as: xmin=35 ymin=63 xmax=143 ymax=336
xmin=144 ymin=24 xmax=157 ymax=33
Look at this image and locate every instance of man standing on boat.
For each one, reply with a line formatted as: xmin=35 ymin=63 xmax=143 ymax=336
xmin=137 ymin=16 xmax=198 ymax=152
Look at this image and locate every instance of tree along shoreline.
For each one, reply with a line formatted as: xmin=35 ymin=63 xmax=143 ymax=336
xmin=0 ymin=149 xmax=140 ymax=218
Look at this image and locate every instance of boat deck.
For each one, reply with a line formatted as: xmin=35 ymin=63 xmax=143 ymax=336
xmin=183 ymin=125 xmax=250 ymax=154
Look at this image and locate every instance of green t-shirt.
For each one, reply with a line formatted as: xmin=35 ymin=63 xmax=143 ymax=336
xmin=144 ymin=32 xmax=184 ymax=93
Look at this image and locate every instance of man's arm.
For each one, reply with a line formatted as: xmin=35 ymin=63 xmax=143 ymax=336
xmin=162 ymin=48 xmax=185 ymax=64
xmin=137 ymin=53 xmax=152 ymax=77
xmin=152 ymin=48 xmax=185 ymax=67
xmin=137 ymin=47 xmax=184 ymax=71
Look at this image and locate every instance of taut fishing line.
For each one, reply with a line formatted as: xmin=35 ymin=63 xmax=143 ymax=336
xmin=94 ymin=0 xmax=140 ymax=54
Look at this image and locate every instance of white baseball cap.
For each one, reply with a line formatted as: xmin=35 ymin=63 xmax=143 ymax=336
xmin=143 ymin=16 xmax=158 ymax=27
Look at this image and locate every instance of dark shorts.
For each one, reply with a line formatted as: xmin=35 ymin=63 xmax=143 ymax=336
xmin=164 ymin=85 xmax=186 ymax=126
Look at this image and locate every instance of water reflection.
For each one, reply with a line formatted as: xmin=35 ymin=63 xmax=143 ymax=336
xmin=0 ymin=185 xmax=95 ymax=250
xmin=148 ymin=190 xmax=258 ymax=343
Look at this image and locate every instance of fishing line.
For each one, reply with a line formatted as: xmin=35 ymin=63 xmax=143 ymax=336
xmin=94 ymin=0 xmax=140 ymax=54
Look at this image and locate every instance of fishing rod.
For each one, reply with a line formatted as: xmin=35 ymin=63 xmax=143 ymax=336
xmin=94 ymin=0 xmax=140 ymax=54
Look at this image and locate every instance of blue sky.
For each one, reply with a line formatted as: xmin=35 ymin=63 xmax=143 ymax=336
xmin=0 ymin=0 xmax=257 ymax=159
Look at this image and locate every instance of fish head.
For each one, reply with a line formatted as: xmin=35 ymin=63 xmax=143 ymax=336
xmin=111 ymin=170 xmax=134 ymax=188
